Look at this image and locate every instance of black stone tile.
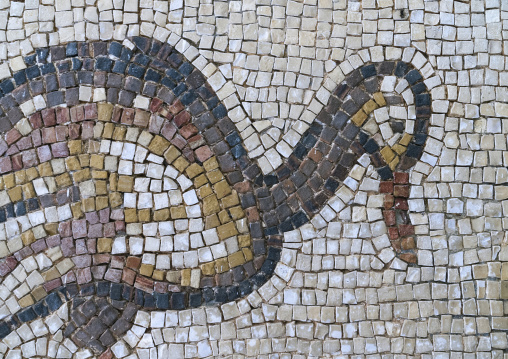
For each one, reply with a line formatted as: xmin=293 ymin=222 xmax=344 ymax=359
xmin=291 ymin=211 xmax=308 ymax=228
xmin=167 ymin=68 xmax=183 ymax=82
xmin=24 ymin=54 xmax=36 ymax=66
xmin=227 ymin=286 xmax=240 ymax=301
xmin=82 ymin=58 xmax=95 ymax=71
xmin=81 ymin=300 xmax=97 ymax=318
xmin=13 ymin=70 xmax=26 ymax=86
xmin=302 ymin=133 xmax=318 ymax=148
xmin=85 ymin=318 xmax=106 ymax=340
xmin=143 ymin=294 xmax=156 ymax=309
xmin=346 ymin=69 xmax=362 ymax=87
xmin=45 ymin=74 xmax=59 ymax=92
xmin=342 ymin=123 xmax=360 ymax=140
xmin=405 ymin=69 xmax=423 ymax=84
xmin=97 ymin=282 xmax=110 ymax=297
xmin=414 ymin=133 xmax=427 ymax=145
xmin=149 ymin=40 xmax=162 ymax=56
xmin=411 ymin=82 xmax=426 ymax=94
xmin=132 ymin=36 xmax=150 ymax=53
xmin=231 ymin=266 xmax=245 ymax=283
xmin=47 ymin=91 xmax=65 ymax=107
xmin=33 ymin=302 xmax=49 ymax=317
xmin=188 ymin=100 xmax=206 ymax=116
xmin=100 ymin=330 xmax=115 ymax=347
xmin=124 ymin=77 xmax=142 ymax=93
xmin=406 ymin=143 xmax=423 ymax=158
xmin=395 ymin=61 xmax=408 ymax=77
xmin=171 ymin=293 xmax=185 ymax=310
xmin=390 ymin=120 xmax=404 ymax=133
xmin=94 ymin=71 xmax=107 ymax=87
xmin=279 ymin=218 xmax=293 ymax=232
xmin=187 ymin=70 xmax=205 ymax=88
xmin=415 ymin=93 xmax=430 ymax=106
xmin=416 ymin=106 xmax=431 ymax=118
xmin=26 ymin=66 xmax=41 ymax=80
xmin=63 ymin=322 xmax=76 ymax=338
xmin=358 ymin=131 xmax=369 ymax=145
xmin=324 ymin=178 xmax=340 ymax=193
xmin=78 ymin=71 xmax=93 ymax=84
xmin=294 ymin=144 xmax=309 ymax=160
xmin=217 ymin=118 xmax=235 ymax=135
xmin=66 ymin=42 xmax=78 ymax=57
xmin=95 ymin=57 xmax=113 ymax=72
xmin=168 ymin=52 xmax=183 ymax=67
xmin=377 ymin=61 xmax=395 ymax=75
xmin=0 ymin=323 xmax=11 ymax=339
xmin=50 ymin=46 xmax=66 ymax=61
xmin=98 ymin=307 xmax=118 ymax=327
xmin=161 ymin=76 xmax=176 ymax=89
xmin=415 ymin=118 xmax=429 ymax=133
xmin=120 ymin=48 xmax=133 ymax=62
xmin=5 ymin=109 xmax=20 ymax=128
xmin=145 ymin=68 xmax=161 ymax=83
xmin=14 ymin=201 xmax=25 ymax=216
xmin=0 ymin=80 xmax=13 ymax=95
xmin=360 ymin=64 xmax=376 ymax=78
xmin=106 ymin=73 xmax=122 ymax=88
xmin=134 ymin=53 xmax=150 ymax=66
xmin=364 ymin=77 xmax=379 ymax=93
xmin=231 ymin=144 xmax=246 ymax=159
xmin=46 ymin=292 xmax=63 ymax=311
xmin=59 ymin=72 xmax=76 ymax=88
xmin=179 ymin=62 xmax=193 ymax=76
xmin=214 ymin=287 xmax=227 ymax=303
xmin=36 ymin=48 xmax=49 ymax=63
xmin=66 ymin=87 xmax=79 ymax=106
xmin=173 ymin=83 xmax=187 ymax=96
xmin=109 ymin=42 xmax=122 ymax=57
xmin=212 ymin=104 xmax=227 ymax=119
xmin=239 ymin=280 xmax=252 ymax=297
xmin=112 ymin=61 xmax=128 ymax=74
xmin=325 ymin=96 xmax=341 ymax=114
xmin=57 ymin=61 xmax=70 ymax=72
xmin=110 ymin=283 xmax=123 ymax=301
xmin=118 ymin=90 xmax=135 ymax=106
xmin=122 ymin=286 xmax=132 ymax=301
xmin=80 ymin=284 xmax=95 ymax=296
xmin=377 ymin=166 xmax=393 ymax=180
xmin=350 ymin=88 xmax=370 ymax=106
xmin=155 ymin=293 xmax=169 ymax=310
xmin=72 ymin=58 xmax=82 ymax=71
xmin=142 ymin=82 xmax=157 ymax=97
xmin=17 ymin=308 xmax=37 ymax=322
xmin=181 ymin=91 xmax=196 ymax=106
xmin=26 ymin=198 xmax=39 ymax=211
xmin=128 ymin=63 xmax=146 ymax=78
xmin=93 ymin=42 xmax=108 ymax=56
xmin=342 ymin=99 xmax=359 ymax=115
xmin=40 ymin=63 xmax=56 ymax=75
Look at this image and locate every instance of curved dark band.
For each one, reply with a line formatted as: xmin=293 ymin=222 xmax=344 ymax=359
xmin=250 ymin=61 xmax=430 ymax=235
xmin=0 ymin=38 xmax=431 ymax=341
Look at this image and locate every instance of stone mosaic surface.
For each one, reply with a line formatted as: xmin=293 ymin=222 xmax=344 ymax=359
xmin=0 ymin=0 xmax=503 ymax=358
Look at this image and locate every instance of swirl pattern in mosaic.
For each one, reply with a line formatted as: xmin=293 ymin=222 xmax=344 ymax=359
xmin=0 ymin=38 xmax=430 ymax=355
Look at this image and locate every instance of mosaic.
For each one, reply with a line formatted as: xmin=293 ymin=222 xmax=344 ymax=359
xmin=0 ymin=35 xmax=434 ymax=357
xmin=0 ymin=0 xmax=504 ymax=358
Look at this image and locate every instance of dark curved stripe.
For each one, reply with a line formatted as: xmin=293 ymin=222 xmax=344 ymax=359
xmin=0 ymin=38 xmax=432 ymax=343
xmin=0 ymin=37 xmax=281 ymax=322
xmin=249 ymin=61 xmax=431 ymax=235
